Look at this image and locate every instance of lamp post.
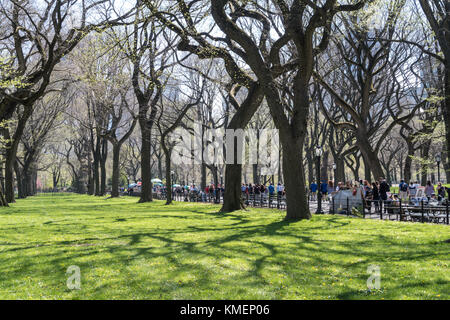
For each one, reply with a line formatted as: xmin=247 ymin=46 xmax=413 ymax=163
xmin=435 ymin=153 xmax=441 ymax=183
xmin=315 ymin=146 xmax=323 ymax=214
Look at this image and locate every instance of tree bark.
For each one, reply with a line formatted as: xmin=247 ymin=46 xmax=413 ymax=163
xmin=356 ymin=131 xmax=384 ymax=181
xmin=100 ymin=138 xmax=107 ymax=196
xmin=138 ymin=118 xmax=153 ymax=203
xmin=444 ymin=63 xmax=450 ymax=182
xmin=164 ymin=149 xmax=173 ymax=205
xmin=320 ymin=150 xmax=329 ymax=182
xmin=220 ymin=83 xmax=263 ymax=212
xmin=403 ymin=143 xmax=414 ymax=183
xmin=110 ymin=144 xmax=121 ymax=198
xmin=265 ymin=79 xmax=310 ymax=220
xmin=335 ymin=156 xmax=345 ymax=183
xmin=420 ymin=141 xmax=431 ymax=186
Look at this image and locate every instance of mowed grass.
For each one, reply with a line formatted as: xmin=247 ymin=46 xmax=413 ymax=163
xmin=0 ymin=193 xmax=448 ymax=300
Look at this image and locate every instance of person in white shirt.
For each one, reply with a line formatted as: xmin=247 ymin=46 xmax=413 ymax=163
xmin=277 ymin=183 xmax=284 ymax=196
xmin=408 ymin=181 xmax=418 ymax=198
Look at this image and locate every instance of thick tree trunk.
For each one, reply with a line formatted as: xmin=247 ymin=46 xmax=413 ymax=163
xmin=252 ymin=163 xmax=260 ymax=184
xmin=0 ymin=187 xmax=8 ymax=207
xmin=87 ymin=153 xmax=94 ymax=195
xmin=100 ymin=138 xmax=107 ymax=196
xmin=139 ymin=119 xmax=153 ymax=203
xmin=335 ymin=156 xmax=345 ymax=183
xmin=14 ymin=161 xmax=24 ymax=199
xmin=307 ymin=153 xmax=314 ymax=184
xmin=403 ymin=143 xmax=414 ymax=183
xmin=157 ymin=153 xmax=163 ymax=181
xmin=443 ymin=150 xmax=450 ymax=183
xmin=444 ymin=64 xmax=450 ymax=183
xmin=320 ymin=150 xmax=329 ymax=182
xmin=357 ymin=132 xmax=384 ymax=181
xmin=220 ymin=83 xmax=263 ymax=212
xmin=201 ymin=162 xmax=207 ymax=191
xmin=164 ymin=151 xmax=173 ymax=205
xmin=421 ymin=141 xmax=431 ymax=186
xmin=110 ymin=143 xmax=121 ymax=198
xmin=221 ymin=164 xmax=243 ymax=212
xmin=280 ymin=135 xmax=310 ymax=220
xmin=364 ymin=157 xmax=371 ymax=182
xmin=265 ymin=79 xmax=310 ymax=220
xmin=4 ymin=149 xmax=16 ymax=203
xmin=93 ymin=137 xmax=101 ymax=195
xmin=93 ymin=158 xmax=100 ymax=196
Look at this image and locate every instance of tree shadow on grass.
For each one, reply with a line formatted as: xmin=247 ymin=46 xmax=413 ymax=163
xmin=1 ymin=200 xmax=448 ymax=299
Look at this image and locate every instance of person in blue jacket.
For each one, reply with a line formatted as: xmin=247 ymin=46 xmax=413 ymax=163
xmin=309 ymin=181 xmax=318 ymax=201
xmin=268 ymin=183 xmax=275 ymax=195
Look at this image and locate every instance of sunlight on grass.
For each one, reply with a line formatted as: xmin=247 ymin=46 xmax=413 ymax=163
xmin=0 ymin=193 xmax=448 ymax=299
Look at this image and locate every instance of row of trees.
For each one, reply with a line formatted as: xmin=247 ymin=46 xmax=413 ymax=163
xmin=0 ymin=0 xmax=448 ymax=221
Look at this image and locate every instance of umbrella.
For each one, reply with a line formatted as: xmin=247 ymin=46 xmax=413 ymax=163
xmin=172 ymin=184 xmax=181 ymax=188
xmin=153 ymin=182 xmax=164 ymax=187
xmin=151 ymin=178 xmax=163 ymax=183
xmin=128 ymin=183 xmax=137 ymax=188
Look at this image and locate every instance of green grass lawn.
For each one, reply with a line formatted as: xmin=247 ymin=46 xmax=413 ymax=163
xmin=0 ymin=193 xmax=448 ymax=300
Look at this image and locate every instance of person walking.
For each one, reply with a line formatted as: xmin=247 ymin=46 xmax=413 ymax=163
xmin=277 ymin=183 xmax=284 ymax=197
xmin=398 ymin=179 xmax=409 ymax=202
xmin=437 ymin=182 xmax=446 ymax=202
xmin=379 ymin=178 xmax=390 ymax=201
xmin=372 ymin=182 xmax=380 ymax=212
xmin=408 ymin=181 xmax=417 ymax=199
xmin=309 ymin=181 xmax=318 ymax=201
xmin=268 ymin=183 xmax=275 ymax=196
xmin=425 ymin=181 xmax=434 ymax=200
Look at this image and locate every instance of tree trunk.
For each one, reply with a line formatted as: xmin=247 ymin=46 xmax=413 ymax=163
xmin=444 ymin=63 xmax=450 ymax=183
xmin=265 ymin=79 xmax=310 ymax=220
xmin=357 ymin=132 xmax=384 ymax=181
xmin=86 ymin=147 xmax=94 ymax=195
xmin=14 ymin=161 xmax=24 ymax=199
xmin=403 ymin=142 xmax=414 ymax=183
xmin=164 ymin=150 xmax=173 ymax=205
xmin=320 ymin=150 xmax=329 ymax=182
xmin=280 ymin=135 xmax=310 ymax=220
xmin=421 ymin=141 xmax=431 ymax=186
xmin=100 ymin=138 xmax=107 ymax=196
xmin=0 ymin=187 xmax=8 ymax=206
xmin=221 ymin=164 xmax=243 ymax=212
xmin=93 ymin=137 xmax=101 ymax=195
xmin=201 ymin=162 xmax=207 ymax=191
xmin=139 ymin=118 xmax=153 ymax=203
xmin=220 ymin=83 xmax=263 ymax=212
xmin=307 ymin=153 xmax=314 ymax=184
xmin=443 ymin=150 xmax=450 ymax=183
xmin=110 ymin=143 xmax=121 ymax=198
xmin=252 ymin=163 xmax=260 ymax=184
xmin=335 ymin=156 xmax=345 ymax=183
xmin=364 ymin=157 xmax=371 ymax=182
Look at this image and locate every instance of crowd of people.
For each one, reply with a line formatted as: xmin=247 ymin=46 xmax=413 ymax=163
xmin=240 ymin=183 xmax=285 ymax=198
xmin=126 ymin=176 xmax=449 ymax=208
xmin=308 ymin=178 xmax=449 ymax=204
